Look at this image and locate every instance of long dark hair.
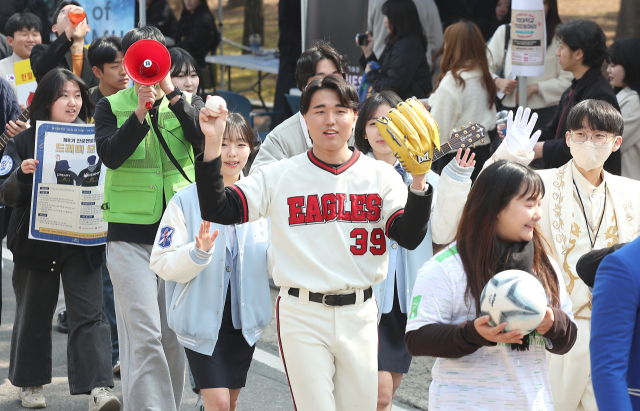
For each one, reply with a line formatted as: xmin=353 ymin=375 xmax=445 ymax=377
xmin=608 ymin=38 xmax=640 ymax=99
xmin=545 ymin=0 xmax=562 ymax=47
xmin=456 ymin=161 xmax=560 ymax=315
xmin=29 ymin=68 xmax=93 ymax=123
xmin=169 ymin=47 xmax=198 ymax=78
xmin=354 ymin=91 xmax=403 ymax=153
xmin=382 ymin=0 xmax=427 ymax=51
xmin=434 ymin=21 xmax=497 ymax=108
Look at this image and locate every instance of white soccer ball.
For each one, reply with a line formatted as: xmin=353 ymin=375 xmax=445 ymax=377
xmin=480 ymin=269 xmax=547 ymax=335
xmin=205 ymin=96 xmax=226 ymax=117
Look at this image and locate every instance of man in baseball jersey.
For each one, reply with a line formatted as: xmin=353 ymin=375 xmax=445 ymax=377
xmin=194 ymin=74 xmax=433 ymax=411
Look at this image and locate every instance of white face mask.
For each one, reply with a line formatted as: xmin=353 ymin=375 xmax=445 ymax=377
xmin=570 ymin=141 xmax=612 ymax=171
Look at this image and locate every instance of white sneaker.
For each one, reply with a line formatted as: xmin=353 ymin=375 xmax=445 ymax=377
xmin=89 ymin=387 xmax=121 ymax=411
xmin=112 ymin=361 xmax=120 ymax=375
xmin=19 ymin=386 xmax=46 ymax=408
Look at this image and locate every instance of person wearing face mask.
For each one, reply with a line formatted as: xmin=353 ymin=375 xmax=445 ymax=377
xmin=483 ymin=100 xmax=640 ymax=411
xmin=528 ymin=20 xmax=621 ymax=175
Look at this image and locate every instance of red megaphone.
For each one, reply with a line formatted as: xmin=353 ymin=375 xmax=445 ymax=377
xmin=123 ymin=39 xmax=171 ymax=109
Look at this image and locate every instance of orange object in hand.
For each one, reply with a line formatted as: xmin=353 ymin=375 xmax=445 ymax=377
xmin=69 ymin=8 xmax=86 ymax=24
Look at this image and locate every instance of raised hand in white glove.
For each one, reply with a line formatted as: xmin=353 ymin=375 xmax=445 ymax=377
xmin=505 ymin=106 xmax=542 ymax=154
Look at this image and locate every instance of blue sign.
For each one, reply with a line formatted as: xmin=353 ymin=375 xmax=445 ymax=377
xmin=82 ymin=0 xmax=135 ymax=45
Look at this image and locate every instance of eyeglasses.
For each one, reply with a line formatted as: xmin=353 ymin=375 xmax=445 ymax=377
xmin=569 ymin=131 xmax=615 ymax=146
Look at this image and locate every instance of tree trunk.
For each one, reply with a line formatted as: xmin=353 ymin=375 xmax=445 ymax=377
xmin=242 ymin=0 xmax=264 ymax=52
xmin=615 ymin=0 xmax=640 ymax=40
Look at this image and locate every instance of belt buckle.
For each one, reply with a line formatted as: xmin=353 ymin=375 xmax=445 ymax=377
xmin=322 ymin=293 xmax=337 ymax=307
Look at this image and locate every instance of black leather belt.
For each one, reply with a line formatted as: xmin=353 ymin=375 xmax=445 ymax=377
xmin=288 ymin=287 xmax=373 ymax=307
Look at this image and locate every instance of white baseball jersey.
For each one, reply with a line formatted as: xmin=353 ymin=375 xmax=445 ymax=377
xmin=230 ymin=149 xmax=420 ymax=293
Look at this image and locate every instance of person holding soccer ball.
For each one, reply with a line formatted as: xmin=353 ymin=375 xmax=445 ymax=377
xmin=406 ymin=158 xmax=577 ymax=410
xmin=482 ymin=101 xmax=640 ymax=411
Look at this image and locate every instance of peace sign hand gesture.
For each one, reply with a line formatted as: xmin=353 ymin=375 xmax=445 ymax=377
xmin=195 ymin=221 xmax=219 ymax=252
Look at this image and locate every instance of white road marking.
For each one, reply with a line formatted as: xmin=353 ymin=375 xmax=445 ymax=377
xmin=2 ymin=247 xmax=11 ymax=261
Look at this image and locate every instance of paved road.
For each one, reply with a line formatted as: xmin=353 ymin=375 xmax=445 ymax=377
xmin=0 ymin=246 xmax=433 ymax=410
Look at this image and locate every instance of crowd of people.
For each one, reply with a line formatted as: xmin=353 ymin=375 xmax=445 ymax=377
xmin=0 ymin=1 xmax=638 ymax=411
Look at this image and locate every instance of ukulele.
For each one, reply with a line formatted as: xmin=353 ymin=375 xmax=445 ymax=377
xmin=433 ymin=122 xmax=487 ymax=162
xmin=0 ymin=107 xmax=30 ymax=151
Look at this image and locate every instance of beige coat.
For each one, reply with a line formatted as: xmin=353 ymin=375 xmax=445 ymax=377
xmin=618 ymin=87 xmax=640 ymax=180
xmin=426 ymin=68 xmax=496 ymax=149
xmin=487 ymin=25 xmax=573 ymax=110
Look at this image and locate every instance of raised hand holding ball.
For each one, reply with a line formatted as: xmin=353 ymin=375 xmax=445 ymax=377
xmin=205 ymin=96 xmax=227 ymax=117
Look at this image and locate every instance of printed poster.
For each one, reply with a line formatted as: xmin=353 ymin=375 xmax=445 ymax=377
xmin=28 ymin=121 xmax=107 ymax=245
xmin=510 ymin=0 xmax=546 ymax=77
xmin=14 ymin=59 xmax=37 ymax=107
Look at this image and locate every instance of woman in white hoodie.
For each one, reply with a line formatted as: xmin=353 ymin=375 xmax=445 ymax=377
xmin=607 ymin=38 xmax=640 ymax=180
xmin=427 ymin=21 xmax=497 ymax=180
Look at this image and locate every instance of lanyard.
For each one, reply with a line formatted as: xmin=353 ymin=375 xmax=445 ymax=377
xmin=572 ymin=179 xmax=606 ymax=249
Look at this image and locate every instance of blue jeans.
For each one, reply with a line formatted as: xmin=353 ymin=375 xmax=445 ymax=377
xmin=102 ymin=252 xmax=119 ymax=367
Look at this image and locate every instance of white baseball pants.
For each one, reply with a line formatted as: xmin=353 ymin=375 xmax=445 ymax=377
xmin=276 ymin=287 xmax=378 ymax=411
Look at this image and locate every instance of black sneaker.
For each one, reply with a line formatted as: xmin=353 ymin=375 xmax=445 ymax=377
xmin=57 ymin=311 xmax=68 ymax=334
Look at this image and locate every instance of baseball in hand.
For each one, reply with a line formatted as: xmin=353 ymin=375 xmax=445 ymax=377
xmin=205 ymin=96 xmax=226 ymax=117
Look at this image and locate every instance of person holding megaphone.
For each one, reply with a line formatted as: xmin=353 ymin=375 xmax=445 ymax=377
xmin=94 ymin=25 xmax=205 ymax=411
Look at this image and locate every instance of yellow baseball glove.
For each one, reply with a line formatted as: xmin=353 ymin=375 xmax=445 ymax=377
xmin=376 ymin=97 xmax=440 ymax=175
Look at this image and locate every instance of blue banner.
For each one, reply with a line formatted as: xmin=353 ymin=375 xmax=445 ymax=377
xmin=82 ymin=0 xmax=135 ymax=45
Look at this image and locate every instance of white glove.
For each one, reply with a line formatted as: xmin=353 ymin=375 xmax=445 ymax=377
xmin=505 ymin=106 xmax=542 ymax=153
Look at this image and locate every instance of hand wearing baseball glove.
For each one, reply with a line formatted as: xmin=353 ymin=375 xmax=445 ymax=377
xmin=376 ymin=97 xmax=440 ymax=175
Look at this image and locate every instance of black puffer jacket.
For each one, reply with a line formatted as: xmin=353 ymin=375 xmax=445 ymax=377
xmin=360 ymin=35 xmax=432 ymax=99
xmin=177 ymin=3 xmax=220 ymax=68
xmin=0 ymin=125 xmax=104 ymax=274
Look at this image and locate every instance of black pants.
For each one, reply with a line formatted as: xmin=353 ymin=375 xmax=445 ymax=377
xmin=9 ymin=246 xmax=114 ymax=394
